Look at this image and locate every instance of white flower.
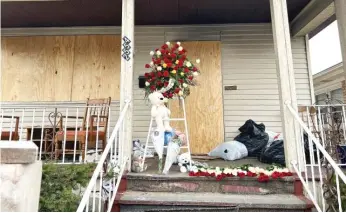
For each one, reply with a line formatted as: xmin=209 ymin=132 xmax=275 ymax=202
xmin=231 ymin=170 xmax=238 ymax=176
xmin=283 ymin=168 xmax=289 ymax=173
xmin=201 ymin=168 xmax=206 ymax=172
xmin=157 ymin=66 xmax=162 ymax=71
xmin=177 ymin=41 xmax=181 ymax=46
xmin=156 ymin=50 xmax=161 ymax=56
xmin=264 ymin=170 xmax=273 ymax=176
xmin=150 ymin=61 xmax=154 ymax=66
xmin=216 ymin=167 xmax=220 ymax=171
xmin=166 ymin=41 xmax=170 ymax=45
xmin=248 ymin=167 xmax=256 ymax=173
xmin=182 ymin=83 xmax=188 ymax=88
xmin=196 ymin=59 xmax=200 ymax=64
xmin=150 ymin=51 xmax=155 ymax=56
xmin=163 ymin=98 xmax=168 ymax=103
xmin=193 ymin=72 xmax=199 ymax=76
xmin=178 ymin=91 xmax=183 ymax=96
xmin=215 ymin=171 xmax=222 ymax=176
xmin=186 ymin=62 xmax=192 ymax=67
xmin=145 ymin=81 xmax=150 ymax=86
xmin=113 ymin=166 xmax=120 ymax=174
xmin=178 ymin=46 xmax=183 ymax=51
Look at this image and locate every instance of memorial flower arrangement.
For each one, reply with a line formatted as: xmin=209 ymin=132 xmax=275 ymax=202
xmin=143 ymin=41 xmax=201 ymax=100
xmin=188 ymin=165 xmax=293 ymax=182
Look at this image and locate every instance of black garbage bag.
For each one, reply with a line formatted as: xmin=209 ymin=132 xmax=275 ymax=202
xmin=258 ymin=140 xmax=285 ymax=166
xmin=234 ymin=120 xmax=269 ymax=157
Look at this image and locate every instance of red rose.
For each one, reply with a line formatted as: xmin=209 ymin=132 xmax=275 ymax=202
xmin=150 ymin=72 xmax=155 ymax=77
xmin=184 ymin=68 xmax=189 ymax=73
xmin=155 ymin=48 xmax=159 ymax=51
xmin=144 ymin=73 xmax=150 ymax=78
xmin=179 ymin=51 xmax=184 ymax=55
xmin=163 ymin=92 xmax=168 ymax=97
xmin=238 ymin=172 xmax=246 ymax=178
xmin=161 ymin=44 xmax=168 ymax=49
xmin=152 ymin=76 xmax=156 ymax=80
xmin=174 ymin=44 xmax=179 ymax=48
xmin=163 ymin=71 xmax=169 ymax=77
xmin=193 ymin=67 xmax=197 ymax=71
xmin=178 ymin=61 xmax=184 ymax=67
xmin=150 ymin=85 xmax=156 ymax=91
xmin=164 ymin=81 xmax=169 ymax=87
xmin=164 ymin=58 xmax=170 ymax=63
xmin=188 ymin=76 xmax=194 ymax=80
xmin=182 ymin=49 xmax=187 ymax=53
xmin=167 ymin=63 xmax=172 ymax=68
xmin=171 ymin=53 xmax=176 ymax=58
xmin=169 ymin=93 xmax=173 ymax=98
xmin=145 ymin=64 xmax=150 ymax=68
xmin=157 ymin=72 xmax=162 ymax=77
xmin=174 ymin=88 xmax=180 ymax=93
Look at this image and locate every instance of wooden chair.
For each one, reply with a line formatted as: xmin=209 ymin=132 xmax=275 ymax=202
xmin=0 ymin=116 xmax=20 ymax=141
xmin=54 ymin=97 xmax=111 ymax=161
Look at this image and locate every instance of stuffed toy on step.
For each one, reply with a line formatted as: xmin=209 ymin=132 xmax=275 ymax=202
xmin=148 ymin=91 xmax=172 ymax=132
xmin=177 ymin=152 xmax=192 ymax=173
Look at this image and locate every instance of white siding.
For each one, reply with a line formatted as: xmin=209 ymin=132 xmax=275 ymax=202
xmin=131 ymin=24 xmax=311 ymax=142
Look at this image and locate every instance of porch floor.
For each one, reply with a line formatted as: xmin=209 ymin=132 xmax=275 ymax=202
xmin=134 ymin=156 xmax=271 ymax=177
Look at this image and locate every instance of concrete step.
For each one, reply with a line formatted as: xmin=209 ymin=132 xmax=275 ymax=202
xmin=126 ymin=172 xmax=299 ymax=195
xmin=118 ymin=191 xmax=313 ymax=212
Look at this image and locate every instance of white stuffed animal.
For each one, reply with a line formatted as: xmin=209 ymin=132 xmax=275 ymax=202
xmin=177 ymin=152 xmax=192 ymax=173
xmin=148 ymin=92 xmax=172 ymax=132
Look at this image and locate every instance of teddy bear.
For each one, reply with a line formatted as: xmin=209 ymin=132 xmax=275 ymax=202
xmin=148 ymin=91 xmax=172 ymax=132
xmin=176 ymin=152 xmax=192 ymax=173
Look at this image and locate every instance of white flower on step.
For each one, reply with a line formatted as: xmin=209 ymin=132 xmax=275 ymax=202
xmin=157 ymin=66 xmax=162 ymax=71
xmin=186 ymin=62 xmax=192 ymax=67
xmin=283 ymin=168 xmax=289 ymax=173
xmin=196 ymin=59 xmax=200 ymax=64
xmin=178 ymin=91 xmax=183 ymax=96
xmin=231 ymin=169 xmax=238 ymax=176
xmin=156 ymin=50 xmax=162 ymax=56
xmin=182 ymin=83 xmax=188 ymax=88
xmin=264 ymin=170 xmax=273 ymax=176
xmin=215 ymin=171 xmax=222 ymax=176
xmin=113 ymin=166 xmax=120 ymax=174
xmin=150 ymin=51 xmax=155 ymax=56
xmin=177 ymin=41 xmax=181 ymax=46
xmin=178 ymin=46 xmax=183 ymax=51
xmin=145 ymin=81 xmax=150 ymax=86
xmin=150 ymin=61 xmax=154 ymax=66
xmin=166 ymin=41 xmax=170 ymax=46
xmin=192 ymin=167 xmax=198 ymax=173
xmin=193 ymin=72 xmax=199 ymax=76
xmin=248 ymin=167 xmax=256 ymax=174
xmin=200 ymin=168 xmax=206 ymax=172
xmin=163 ymin=98 xmax=168 ymax=103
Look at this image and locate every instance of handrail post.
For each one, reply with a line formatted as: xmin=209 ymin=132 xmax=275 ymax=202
xmin=120 ymin=0 xmax=135 ymax=171
xmin=270 ymin=0 xmax=304 ymax=171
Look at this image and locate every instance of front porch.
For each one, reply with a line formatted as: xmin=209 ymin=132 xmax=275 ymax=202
xmin=2 ymin=0 xmax=346 ymax=212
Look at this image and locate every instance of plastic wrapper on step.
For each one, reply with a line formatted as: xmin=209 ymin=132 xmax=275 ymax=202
xmin=175 ymin=130 xmax=187 ymax=146
xmin=162 ymin=140 xmax=181 ymax=174
xmin=164 ymin=130 xmax=175 ymax=146
xmin=266 ymin=131 xmax=282 ymax=144
xmin=234 ymin=120 xmax=269 ymax=157
xmin=151 ymin=129 xmax=164 ymax=159
xmin=208 ymin=141 xmax=248 ymax=161
xmin=258 ymin=140 xmax=285 ymax=166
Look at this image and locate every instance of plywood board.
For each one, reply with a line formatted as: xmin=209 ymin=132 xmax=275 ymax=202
xmin=169 ymin=41 xmax=224 ymax=154
xmin=1 ymin=36 xmax=75 ymax=101
xmin=71 ymin=35 xmax=121 ymax=101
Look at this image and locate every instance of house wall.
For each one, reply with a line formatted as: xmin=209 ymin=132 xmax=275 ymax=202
xmin=1 ymin=24 xmax=312 ymax=147
xmin=132 ymin=24 xmax=311 ymax=142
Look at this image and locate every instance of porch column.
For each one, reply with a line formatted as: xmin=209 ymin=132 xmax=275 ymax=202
xmin=269 ymin=0 xmax=304 ymax=171
xmin=120 ymin=0 xmax=134 ymax=170
xmin=335 ymin=0 xmax=346 ymax=76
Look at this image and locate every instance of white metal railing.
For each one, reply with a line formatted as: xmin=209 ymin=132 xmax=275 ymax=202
xmin=287 ymin=103 xmax=346 ymax=212
xmin=77 ymin=99 xmax=131 ymax=212
xmin=0 ymin=101 xmax=119 ymax=163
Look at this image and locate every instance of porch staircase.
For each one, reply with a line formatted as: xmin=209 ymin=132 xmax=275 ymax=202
xmin=114 ymin=168 xmax=314 ymax=212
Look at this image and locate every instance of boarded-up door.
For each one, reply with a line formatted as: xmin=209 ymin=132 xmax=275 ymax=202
xmin=170 ymin=41 xmax=224 ymax=154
